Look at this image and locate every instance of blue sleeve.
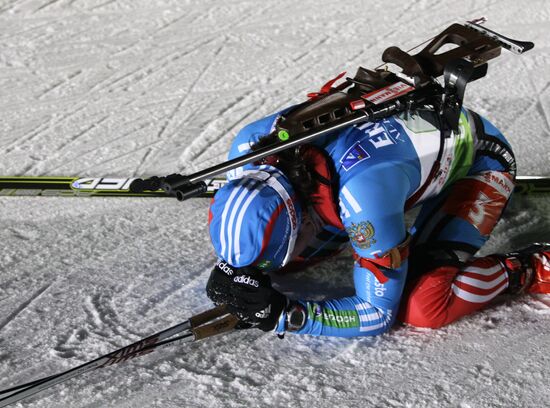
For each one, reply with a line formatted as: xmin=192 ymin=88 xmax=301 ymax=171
xmin=227 ymin=113 xmax=280 ymax=160
xmin=226 ymin=105 xmax=306 ymax=180
xmin=225 ymin=112 xmax=279 ymax=180
xmin=278 ymin=165 xmax=410 ymax=337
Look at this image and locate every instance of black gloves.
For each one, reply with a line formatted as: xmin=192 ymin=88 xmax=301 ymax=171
xmin=206 ymin=260 xmax=287 ymax=331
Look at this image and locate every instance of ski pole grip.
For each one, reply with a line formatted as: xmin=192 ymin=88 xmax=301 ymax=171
xmin=192 ymin=314 xmax=240 ymax=340
xmin=175 ymin=181 xmax=207 ymax=201
xmin=189 ymin=305 xmax=229 ymax=328
xmin=159 ymin=174 xmax=188 ymax=194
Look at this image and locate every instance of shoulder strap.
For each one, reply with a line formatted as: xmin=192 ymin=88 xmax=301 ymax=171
xmin=301 ymin=145 xmax=345 ymax=230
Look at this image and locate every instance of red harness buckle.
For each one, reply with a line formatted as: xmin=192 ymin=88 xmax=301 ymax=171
xmin=352 ymin=235 xmax=411 ymax=284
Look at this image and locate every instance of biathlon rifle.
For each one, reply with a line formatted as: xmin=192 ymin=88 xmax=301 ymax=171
xmin=129 ymin=18 xmax=534 ymax=201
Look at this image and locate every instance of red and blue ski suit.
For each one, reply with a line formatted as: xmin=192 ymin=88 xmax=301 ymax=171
xmin=227 ymin=107 xmax=516 ymax=337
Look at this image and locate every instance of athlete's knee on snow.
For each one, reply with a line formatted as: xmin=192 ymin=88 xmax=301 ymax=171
xmin=399 ymin=266 xmax=460 ymax=329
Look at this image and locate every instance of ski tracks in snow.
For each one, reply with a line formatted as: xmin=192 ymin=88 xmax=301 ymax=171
xmin=53 ymin=292 xmax=140 ymax=359
xmin=1 ymin=1 xmax=550 ymax=407
xmin=0 ymin=282 xmax=51 ymax=333
xmin=133 ymin=39 xmax=228 ymax=177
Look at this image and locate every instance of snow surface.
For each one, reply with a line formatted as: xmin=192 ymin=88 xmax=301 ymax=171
xmin=1 ymin=0 xmax=550 ymax=407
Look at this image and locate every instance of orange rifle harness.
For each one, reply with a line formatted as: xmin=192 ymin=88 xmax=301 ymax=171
xmin=352 ymin=235 xmax=412 ymax=284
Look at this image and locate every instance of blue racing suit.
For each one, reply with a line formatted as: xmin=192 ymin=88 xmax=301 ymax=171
xmin=226 ymin=107 xmax=514 ymax=337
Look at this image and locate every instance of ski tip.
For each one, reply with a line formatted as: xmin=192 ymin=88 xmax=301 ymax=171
xmin=518 ymin=41 xmax=535 ymax=54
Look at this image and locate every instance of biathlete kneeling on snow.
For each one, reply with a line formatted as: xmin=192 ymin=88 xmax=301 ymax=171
xmin=205 ymin=104 xmax=550 ymax=337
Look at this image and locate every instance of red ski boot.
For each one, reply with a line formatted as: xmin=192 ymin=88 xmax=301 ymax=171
xmin=499 ymin=243 xmax=550 ymax=294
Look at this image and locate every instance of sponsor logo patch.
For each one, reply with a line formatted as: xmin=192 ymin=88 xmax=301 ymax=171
xmin=286 ymin=198 xmax=298 ymax=229
xmin=254 ymin=305 xmax=271 ymax=319
xmin=72 ymin=178 xmax=135 ymax=190
xmin=308 ymin=304 xmax=359 ymax=329
xmin=255 ymin=304 xmax=271 ymax=319
xmin=340 ymin=142 xmax=370 ymax=171
xmin=374 ymin=280 xmax=387 ymax=297
xmin=362 ymin=82 xmax=414 ymax=105
xmin=311 ymin=303 xmax=323 ymax=318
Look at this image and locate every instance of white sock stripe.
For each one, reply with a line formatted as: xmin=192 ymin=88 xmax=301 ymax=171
xmin=455 ymin=272 xmax=507 ymax=290
xmin=234 ymin=184 xmax=264 ymax=264
xmin=463 ymin=264 xmax=504 ymax=276
xmin=451 ymin=282 xmax=507 ymax=303
xmin=341 ymin=186 xmax=362 ymax=213
xmin=219 ymin=179 xmax=247 ymax=260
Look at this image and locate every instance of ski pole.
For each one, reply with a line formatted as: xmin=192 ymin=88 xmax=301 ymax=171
xmin=0 ymin=305 xmax=239 ymax=408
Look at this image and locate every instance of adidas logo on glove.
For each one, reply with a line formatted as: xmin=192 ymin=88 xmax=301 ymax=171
xmin=255 ymin=304 xmax=272 ymax=319
xmin=216 ymin=261 xmax=235 ymax=276
xmin=233 ymin=275 xmax=260 ymax=287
